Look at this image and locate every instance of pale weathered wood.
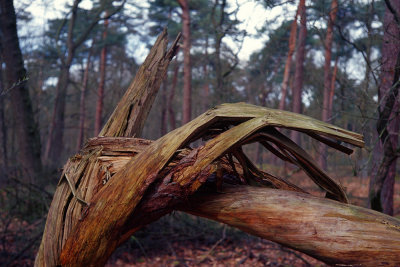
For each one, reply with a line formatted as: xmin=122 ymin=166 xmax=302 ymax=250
xmin=181 ymin=186 xmax=400 ymax=266
xmin=35 ymin=29 xmax=180 ymax=267
xmin=99 ymin=29 xmax=181 ymax=137
xmin=59 ymin=103 xmax=363 ymax=266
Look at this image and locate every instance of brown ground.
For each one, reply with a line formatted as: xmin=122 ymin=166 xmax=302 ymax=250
xmin=107 ymin=238 xmax=325 ymax=267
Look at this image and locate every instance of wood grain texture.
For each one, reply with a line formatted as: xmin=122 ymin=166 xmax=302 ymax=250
xmin=99 ymin=29 xmax=181 ymax=137
xmin=35 ymin=29 xmax=180 ymax=267
xmin=182 ymin=186 xmax=400 ymax=266
xmin=59 ymin=103 xmax=363 ymax=266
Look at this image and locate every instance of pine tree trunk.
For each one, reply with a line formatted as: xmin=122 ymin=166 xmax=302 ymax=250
xmin=95 ymin=17 xmax=109 ymax=135
xmin=44 ymin=67 xmax=70 ymax=166
xmin=328 ymin=56 xmax=338 ymax=119
xmin=0 ymin=45 xmax=8 ymax=178
xmin=161 ymin=79 xmax=168 ymax=135
xmin=168 ymin=59 xmax=178 ymax=130
xmin=0 ymin=0 xmax=42 ymax=181
xmin=319 ymin=0 xmax=338 ymax=171
xmin=44 ymin=0 xmax=122 ymax=165
xmin=369 ymin=0 xmax=400 ymax=215
xmin=212 ymin=0 xmax=227 ymax=103
xmin=77 ymin=40 xmax=94 ymax=151
xmin=203 ymin=37 xmax=210 ymax=111
xmin=290 ymin=0 xmax=306 ymax=145
xmin=178 ymin=0 xmax=192 ymax=124
xmin=44 ymin=0 xmax=80 ymax=166
xmin=279 ymin=5 xmax=299 ymax=111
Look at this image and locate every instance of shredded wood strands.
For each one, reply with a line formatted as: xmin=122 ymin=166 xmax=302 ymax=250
xmin=58 ymin=102 xmax=364 ymax=266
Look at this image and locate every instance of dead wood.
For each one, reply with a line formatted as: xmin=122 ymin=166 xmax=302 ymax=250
xmin=99 ymin=29 xmax=181 ymax=138
xmin=181 ymin=186 xmax=400 ymax=266
xmin=34 ymin=27 xmax=397 ymax=267
xmin=35 ymin=29 xmax=181 ymax=267
xmin=58 ymin=102 xmax=363 ymax=266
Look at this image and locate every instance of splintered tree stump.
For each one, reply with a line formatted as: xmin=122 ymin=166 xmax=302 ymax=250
xmin=36 ymin=30 xmax=400 ymax=267
xmin=35 ymin=29 xmax=181 ymax=267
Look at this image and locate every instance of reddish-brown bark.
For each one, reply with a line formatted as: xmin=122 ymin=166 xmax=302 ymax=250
xmin=203 ymin=37 xmax=210 ymax=111
xmin=94 ymin=16 xmax=108 ymax=136
xmin=178 ymin=0 xmax=192 ymax=124
xmin=328 ymin=56 xmax=338 ymax=119
xmin=279 ymin=5 xmax=300 ymax=111
xmin=161 ymin=79 xmax=168 ymax=135
xmin=290 ymin=0 xmax=306 ymax=145
xmin=95 ymin=16 xmax=109 ymax=136
xmin=168 ymin=59 xmax=179 ymax=130
xmin=319 ymin=0 xmax=338 ymax=171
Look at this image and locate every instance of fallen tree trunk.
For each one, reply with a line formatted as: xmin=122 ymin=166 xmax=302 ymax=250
xmin=35 ymin=29 xmax=400 ymax=267
xmin=59 ymin=103 xmax=363 ymax=266
xmin=51 ymin=134 xmax=397 ymax=266
xmin=181 ymin=186 xmax=400 ymax=266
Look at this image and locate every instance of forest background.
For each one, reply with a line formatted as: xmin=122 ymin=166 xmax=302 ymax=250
xmin=1 ymin=0 xmax=399 ymax=265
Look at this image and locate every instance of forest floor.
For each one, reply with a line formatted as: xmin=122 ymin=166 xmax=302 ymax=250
xmin=2 ymin=172 xmax=400 ymax=266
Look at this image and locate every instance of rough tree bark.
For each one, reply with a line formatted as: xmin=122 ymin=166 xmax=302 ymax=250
xmin=319 ymin=0 xmax=338 ymax=171
xmin=94 ymin=15 xmax=109 ymax=135
xmin=0 ymin=0 xmax=42 ymax=181
xmin=290 ymin=0 xmax=306 ymax=145
xmin=177 ymin=0 xmax=192 ymax=124
xmin=279 ymin=3 xmax=299 ymax=111
xmin=369 ymin=0 xmax=400 ymax=215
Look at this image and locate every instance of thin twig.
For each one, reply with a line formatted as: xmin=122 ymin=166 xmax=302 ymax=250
xmin=197 ymin=225 xmax=227 ymax=264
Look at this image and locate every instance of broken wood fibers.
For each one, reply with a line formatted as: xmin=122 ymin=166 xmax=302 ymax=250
xmin=61 ymin=134 xmax=400 ymax=266
xmin=58 ymin=102 xmax=366 ymax=266
xmin=35 ymin=28 xmax=398 ymax=267
xmin=59 ymin=134 xmax=400 ymax=266
xmin=35 ymin=29 xmax=181 ymax=267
